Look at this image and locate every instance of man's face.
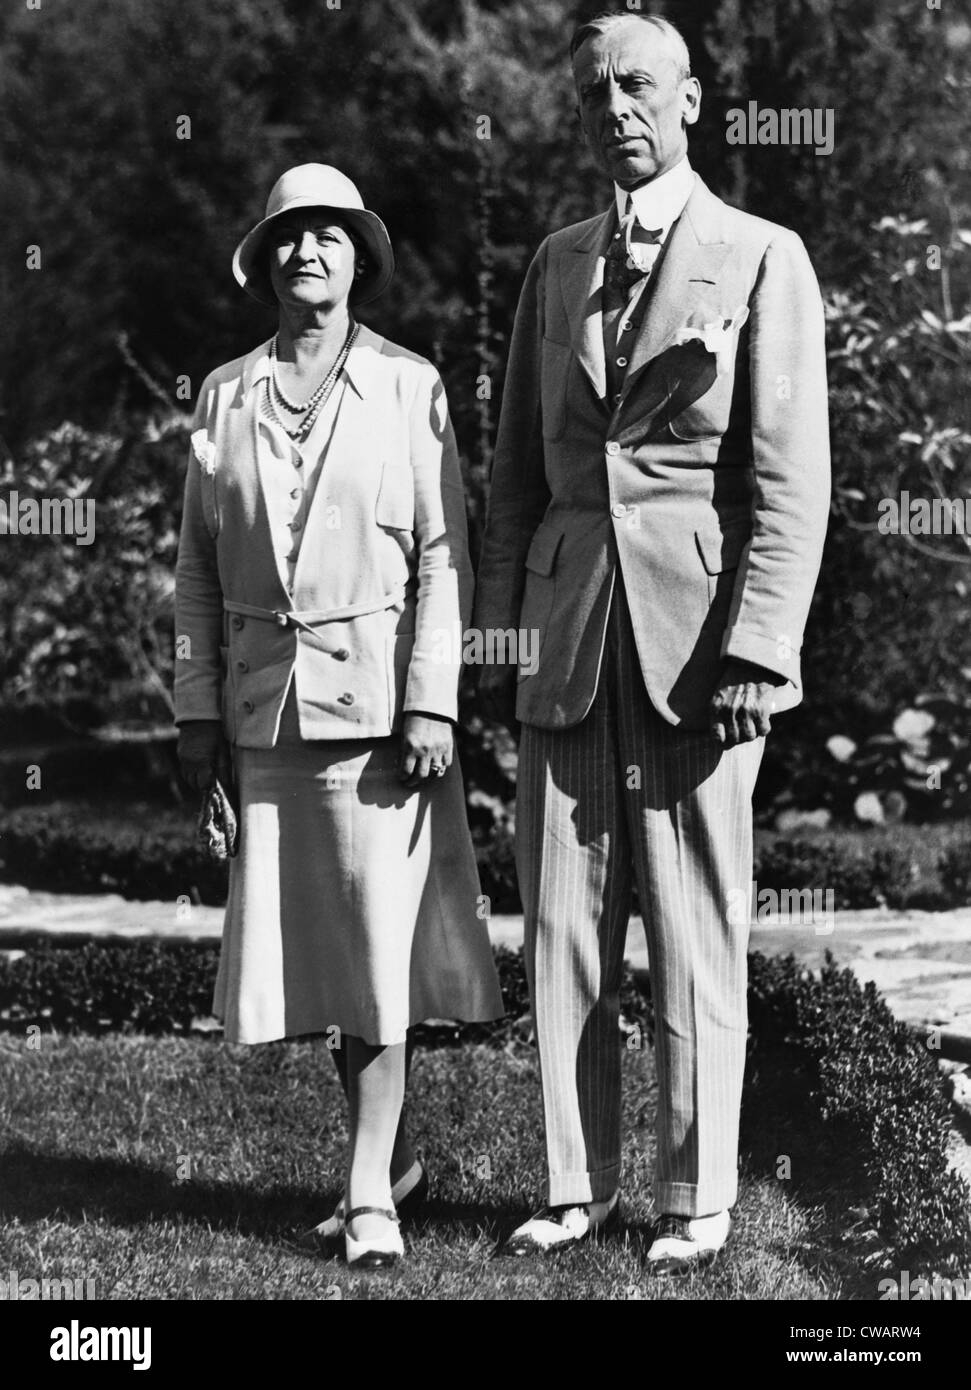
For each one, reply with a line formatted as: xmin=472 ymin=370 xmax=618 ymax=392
xmin=267 ymin=211 xmax=359 ymax=310
xmin=573 ymin=21 xmax=700 ymax=189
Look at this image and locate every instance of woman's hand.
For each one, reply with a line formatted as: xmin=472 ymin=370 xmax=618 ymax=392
xmin=178 ymin=719 xmax=232 ymax=792
xmin=398 ymin=712 xmax=454 ymax=788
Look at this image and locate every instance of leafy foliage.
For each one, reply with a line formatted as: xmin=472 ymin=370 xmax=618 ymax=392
xmin=747 ymin=950 xmax=971 ymax=1264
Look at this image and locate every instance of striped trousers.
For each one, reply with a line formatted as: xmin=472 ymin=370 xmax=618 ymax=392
xmin=516 ymin=579 xmax=764 ymax=1216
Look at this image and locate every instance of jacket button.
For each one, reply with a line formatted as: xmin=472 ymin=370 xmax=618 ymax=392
xmin=232 ymin=616 xmax=244 ymax=630
xmin=290 ymin=488 xmax=300 ymax=500
xmin=338 ymin=692 xmax=355 ymax=705
xmin=605 ymin=441 xmax=620 ymax=456
xmin=333 ymin=648 xmax=350 ymax=661
xmin=616 ymin=356 xmax=628 ymax=368
xmin=236 ymin=659 xmax=248 ymax=672
xmin=290 ymin=520 xmax=302 ymax=532
xmin=611 ymin=503 xmax=628 ymax=519
xmin=242 ymin=698 xmax=254 ymax=713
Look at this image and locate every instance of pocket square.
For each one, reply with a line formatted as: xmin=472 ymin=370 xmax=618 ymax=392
xmin=675 ymin=305 xmax=750 ymax=375
xmin=190 ymin=428 xmax=217 ymax=475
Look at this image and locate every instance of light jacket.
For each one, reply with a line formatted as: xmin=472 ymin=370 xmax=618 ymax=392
xmin=473 ymin=175 xmax=831 ymax=730
xmin=174 ymin=326 xmax=472 ymax=746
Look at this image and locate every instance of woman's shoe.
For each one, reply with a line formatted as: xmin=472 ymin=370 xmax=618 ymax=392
xmin=297 ymin=1162 xmax=428 ymax=1252
xmin=344 ymin=1207 xmax=403 ymax=1270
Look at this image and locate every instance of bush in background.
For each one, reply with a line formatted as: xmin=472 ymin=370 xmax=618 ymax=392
xmin=0 ymin=805 xmax=227 ymax=906
xmin=754 ymin=836 xmax=915 ymax=910
xmin=747 ymin=950 xmax=971 ymax=1265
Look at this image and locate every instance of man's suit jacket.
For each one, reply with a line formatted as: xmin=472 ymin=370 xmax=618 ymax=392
xmin=175 ymin=325 xmax=472 ymax=747
xmin=473 ymin=174 xmax=830 ymax=730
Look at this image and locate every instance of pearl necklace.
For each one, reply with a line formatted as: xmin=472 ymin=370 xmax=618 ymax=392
xmin=265 ymin=321 xmax=359 ymax=442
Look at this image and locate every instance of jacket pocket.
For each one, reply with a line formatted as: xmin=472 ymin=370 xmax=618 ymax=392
xmin=375 ymin=462 xmax=415 ymax=531
xmin=696 ymin=518 xmax=750 ymax=607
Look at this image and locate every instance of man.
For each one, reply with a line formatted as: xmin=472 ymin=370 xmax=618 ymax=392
xmin=475 ymin=12 xmax=829 ymax=1274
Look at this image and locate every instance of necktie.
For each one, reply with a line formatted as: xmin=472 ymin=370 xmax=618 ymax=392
xmin=603 ymin=205 xmax=662 ymax=314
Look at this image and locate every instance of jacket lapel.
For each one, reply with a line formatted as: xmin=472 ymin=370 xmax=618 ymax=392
xmin=623 ymin=178 xmax=732 ymax=390
xmin=560 ymin=209 xmax=615 ymax=402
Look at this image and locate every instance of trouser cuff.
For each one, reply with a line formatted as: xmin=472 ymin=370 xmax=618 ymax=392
xmin=548 ymin=1162 xmax=621 ymax=1207
xmin=653 ymin=1177 xmax=738 ymax=1218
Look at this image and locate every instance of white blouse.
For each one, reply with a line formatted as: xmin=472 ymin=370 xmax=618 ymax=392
xmin=256 ymin=375 xmax=347 ymax=594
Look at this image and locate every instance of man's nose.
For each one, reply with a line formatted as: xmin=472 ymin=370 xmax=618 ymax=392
xmin=603 ymin=79 xmax=633 ymax=125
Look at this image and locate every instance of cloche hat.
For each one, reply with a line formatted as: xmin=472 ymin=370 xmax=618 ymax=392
xmin=233 ymin=163 xmax=395 ymax=307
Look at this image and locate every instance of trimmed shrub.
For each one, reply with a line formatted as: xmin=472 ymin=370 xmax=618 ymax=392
xmin=0 ymin=942 xmax=651 ymax=1046
xmin=0 ymin=806 xmax=228 ymax=905
xmin=0 ymin=804 xmax=951 ymax=912
xmin=754 ymin=836 xmax=915 ymax=910
xmin=747 ymin=949 xmax=971 ymax=1264
xmin=0 ymin=941 xmax=220 ymax=1035
xmin=938 ymin=840 xmax=971 ymax=907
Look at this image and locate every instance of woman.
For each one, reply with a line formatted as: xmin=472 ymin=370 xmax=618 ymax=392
xmin=175 ymin=163 xmax=503 ymax=1270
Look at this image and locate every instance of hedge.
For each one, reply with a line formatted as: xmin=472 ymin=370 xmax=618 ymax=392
xmin=2 ymin=805 xmax=967 ymax=910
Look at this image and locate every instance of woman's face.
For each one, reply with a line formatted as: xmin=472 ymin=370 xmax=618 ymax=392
xmin=266 ymin=211 xmax=361 ymax=311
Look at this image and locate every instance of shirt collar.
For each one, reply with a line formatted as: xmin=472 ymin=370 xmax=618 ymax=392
xmin=614 ymin=157 xmax=694 ymax=239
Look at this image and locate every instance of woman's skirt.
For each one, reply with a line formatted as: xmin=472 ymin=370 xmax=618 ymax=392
xmin=213 ymin=690 xmax=504 ymax=1045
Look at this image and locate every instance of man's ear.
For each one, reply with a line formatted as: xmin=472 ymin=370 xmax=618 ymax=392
xmin=681 ymin=77 xmax=702 ymax=128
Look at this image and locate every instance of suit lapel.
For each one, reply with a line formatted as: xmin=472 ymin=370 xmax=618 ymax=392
xmin=623 ymin=179 xmax=732 ymax=390
xmin=560 ymin=209 xmax=615 ymax=402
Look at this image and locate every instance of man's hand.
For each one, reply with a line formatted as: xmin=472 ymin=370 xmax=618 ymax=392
xmin=178 ymin=719 xmax=232 ymax=792
xmin=709 ymin=660 xmax=784 ymax=748
xmin=398 ymin=711 xmax=454 ymax=788
xmin=477 ymin=665 xmax=519 ymax=732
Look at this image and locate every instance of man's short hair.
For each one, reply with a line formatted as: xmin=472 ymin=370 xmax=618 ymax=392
xmin=569 ymin=11 xmax=692 ymax=79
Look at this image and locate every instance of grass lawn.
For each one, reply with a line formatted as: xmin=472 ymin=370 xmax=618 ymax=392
xmin=0 ymin=1033 xmax=880 ymax=1301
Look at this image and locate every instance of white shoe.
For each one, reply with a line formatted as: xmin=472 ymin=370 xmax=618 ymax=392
xmin=646 ymin=1209 xmax=731 ymax=1275
xmin=499 ymin=1191 xmax=620 ymax=1256
xmin=297 ymin=1161 xmax=427 ymax=1251
xmin=344 ymin=1206 xmax=404 ymax=1270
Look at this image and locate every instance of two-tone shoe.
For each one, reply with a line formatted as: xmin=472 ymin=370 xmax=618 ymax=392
xmin=495 ymin=1192 xmax=620 ymax=1257
xmin=297 ymin=1160 xmax=429 ymax=1253
xmin=645 ymin=1209 xmax=730 ymax=1277
xmin=344 ymin=1206 xmax=403 ymax=1271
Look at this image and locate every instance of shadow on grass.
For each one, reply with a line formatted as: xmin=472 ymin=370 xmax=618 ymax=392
xmin=0 ymin=1143 xmax=509 ymax=1245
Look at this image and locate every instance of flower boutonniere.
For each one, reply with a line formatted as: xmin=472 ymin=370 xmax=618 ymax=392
xmin=674 ymin=304 xmax=750 ymax=375
xmin=191 ymin=428 xmax=217 ymax=476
